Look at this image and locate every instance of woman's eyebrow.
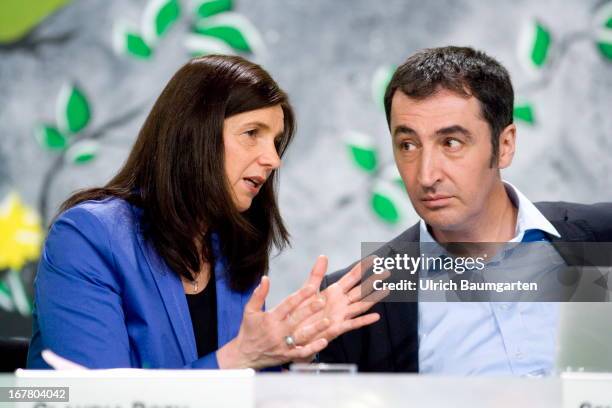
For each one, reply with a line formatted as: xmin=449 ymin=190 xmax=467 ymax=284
xmin=242 ymin=121 xmax=269 ymax=130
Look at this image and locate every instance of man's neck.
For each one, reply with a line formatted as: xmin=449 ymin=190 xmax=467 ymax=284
xmin=430 ymin=182 xmax=518 ymax=243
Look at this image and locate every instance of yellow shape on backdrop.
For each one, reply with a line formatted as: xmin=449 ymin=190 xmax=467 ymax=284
xmin=0 ymin=192 xmax=43 ymax=271
xmin=0 ymin=0 xmax=72 ymax=43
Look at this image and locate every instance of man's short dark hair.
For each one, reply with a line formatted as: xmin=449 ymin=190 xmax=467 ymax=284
xmin=384 ymin=46 xmax=514 ymax=166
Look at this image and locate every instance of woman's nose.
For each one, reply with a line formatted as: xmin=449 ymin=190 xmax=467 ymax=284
xmin=259 ymin=143 xmax=281 ymax=169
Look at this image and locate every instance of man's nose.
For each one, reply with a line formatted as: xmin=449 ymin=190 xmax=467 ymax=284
xmin=416 ymin=148 xmax=442 ymax=188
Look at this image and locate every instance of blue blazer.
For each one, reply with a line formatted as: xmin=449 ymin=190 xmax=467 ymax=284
xmin=27 ymin=197 xmax=255 ymax=369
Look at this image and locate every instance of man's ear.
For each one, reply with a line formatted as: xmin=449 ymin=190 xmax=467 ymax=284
xmin=497 ymin=124 xmax=516 ymax=169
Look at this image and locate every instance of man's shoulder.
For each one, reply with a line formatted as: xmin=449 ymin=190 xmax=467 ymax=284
xmin=535 ymin=201 xmax=612 ymax=240
xmin=535 ymin=200 xmax=612 ymax=219
xmin=323 ymin=223 xmax=420 ymax=286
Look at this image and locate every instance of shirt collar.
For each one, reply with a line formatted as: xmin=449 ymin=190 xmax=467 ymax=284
xmin=419 ymin=180 xmax=560 ymax=243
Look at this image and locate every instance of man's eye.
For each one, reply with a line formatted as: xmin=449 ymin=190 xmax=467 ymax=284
xmin=445 ymin=138 xmax=462 ymax=149
xmin=400 ymin=141 xmax=416 ymax=151
xmin=244 ymin=129 xmax=258 ymax=137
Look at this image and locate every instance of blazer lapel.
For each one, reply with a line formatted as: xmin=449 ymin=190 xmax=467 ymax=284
xmin=135 ymin=231 xmax=197 ymax=365
xmin=537 ymin=203 xmax=598 ymax=265
xmin=214 ymin=258 xmax=248 ymax=348
xmin=212 ymin=236 xmax=255 ymax=349
xmin=384 ymin=223 xmax=420 ymax=371
xmin=535 ymin=202 xmax=596 ymax=243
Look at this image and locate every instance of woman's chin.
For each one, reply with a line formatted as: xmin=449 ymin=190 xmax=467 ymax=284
xmin=235 ymin=199 xmax=253 ymax=213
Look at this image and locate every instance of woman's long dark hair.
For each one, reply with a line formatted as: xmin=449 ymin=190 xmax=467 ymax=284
xmin=59 ymin=55 xmax=295 ymax=291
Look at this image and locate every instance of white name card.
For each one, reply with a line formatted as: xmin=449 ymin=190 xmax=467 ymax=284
xmin=563 ymin=372 xmax=612 ymax=408
xmin=10 ymin=368 xmax=254 ymax=408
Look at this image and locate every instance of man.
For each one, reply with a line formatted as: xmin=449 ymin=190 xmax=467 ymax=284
xmin=319 ymin=46 xmax=612 ymax=375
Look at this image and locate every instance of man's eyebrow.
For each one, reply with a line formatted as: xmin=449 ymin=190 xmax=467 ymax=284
xmin=393 ymin=125 xmax=417 ymax=138
xmin=434 ymin=125 xmax=472 ymax=138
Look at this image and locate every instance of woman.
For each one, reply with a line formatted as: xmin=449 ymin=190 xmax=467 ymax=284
xmin=27 ymin=55 xmax=383 ymax=370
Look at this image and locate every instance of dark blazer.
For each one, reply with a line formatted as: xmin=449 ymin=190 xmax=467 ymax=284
xmin=318 ymin=201 xmax=612 ymax=372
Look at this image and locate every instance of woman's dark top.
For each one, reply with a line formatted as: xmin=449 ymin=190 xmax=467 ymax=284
xmin=186 ymin=271 xmax=218 ymax=358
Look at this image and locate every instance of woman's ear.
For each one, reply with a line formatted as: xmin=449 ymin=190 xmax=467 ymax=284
xmin=497 ymin=124 xmax=516 ymax=170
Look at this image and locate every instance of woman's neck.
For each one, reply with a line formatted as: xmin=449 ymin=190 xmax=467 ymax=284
xmin=182 ymin=262 xmax=211 ymax=294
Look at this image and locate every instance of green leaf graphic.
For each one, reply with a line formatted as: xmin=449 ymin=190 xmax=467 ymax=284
xmin=127 ymin=32 xmax=153 ymax=58
xmin=142 ymin=0 xmax=181 ymax=45
xmin=0 ymin=279 xmax=13 ymax=312
xmin=0 ymin=280 xmax=10 ymax=296
xmin=195 ymin=25 xmax=249 ymax=51
xmin=513 ymin=103 xmax=535 ymax=124
xmin=371 ymin=192 xmax=400 ymax=224
xmin=597 ymin=41 xmax=612 ymax=60
xmin=113 ymin=23 xmax=153 ymax=59
xmin=531 ymin=22 xmax=551 ymax=68
xmin=67 ymin=141 xmax=98 ymax=164
xmin=35 ymin=124 xmax=67 ymax=150
xmin=57 ymin=84 xmax=91 ymax=134
xmin=349 ymin=146 xmax=377 ymax=172
xmin=345 ymin=131 xmax=378 ymax=172
xmin=195 ymin=0 xmax=232 ymax=19
xmin=518 ymin=19 xmax=552 ymax=74
xmin=594 ymin=4 xmax=612 ymax=61
xmin=155 ymin=0 xmax=180 ymax=37
xmin=194 ymin=13 xmax=264 ymax=54
xmin=184 ymin=33 xmax=235 ymax=56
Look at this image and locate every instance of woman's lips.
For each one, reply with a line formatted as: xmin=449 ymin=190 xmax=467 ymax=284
xmin=243 ymin=177 xmax=263 ymax=194
xmin=420 ymin=195 xmax=453 ymax=209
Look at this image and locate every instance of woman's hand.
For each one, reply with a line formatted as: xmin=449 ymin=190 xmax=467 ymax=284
xmin=291 ymin=255 xmax=390 ymax=362
xmin=216 ymin=276 xmax=332 ymax=370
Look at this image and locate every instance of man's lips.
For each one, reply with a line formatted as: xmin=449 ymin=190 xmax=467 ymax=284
xmin=420 ymin=195 xmax=453 ymax=208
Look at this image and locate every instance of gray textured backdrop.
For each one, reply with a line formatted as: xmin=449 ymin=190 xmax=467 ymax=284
xmin=0 ymin=0 xmax=610 ymax=332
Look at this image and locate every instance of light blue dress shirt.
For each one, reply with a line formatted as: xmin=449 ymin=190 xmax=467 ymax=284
xmin=418 ymin=182 xmax=563 ymax=376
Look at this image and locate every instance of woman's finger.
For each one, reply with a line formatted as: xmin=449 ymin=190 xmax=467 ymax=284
xmin=285 ymin=295 xmax=326 ymax=327
xmin=340 ymin=313 xmax=381 ymax=335
xmin=287 ymin=338 xmax=328 ymax=361
xmin=270 ymin=284 xmax=316 ymax=320
xmin=337 ymin=256 xmax=375 ymax=293
xmin=244 ymin=276 xmax=270 ymax=313
xmin=292 ymin=317 xmax=331 ymax=345
xmin=347 ymin=269 xmax=391 ymax=303
xmin=305 ymin=255 xmax=328 ymax=289
xmin=293 ymin=256 xmax=328 ymax=312
xmin=346 ymin=289 xmax=390 ymax=319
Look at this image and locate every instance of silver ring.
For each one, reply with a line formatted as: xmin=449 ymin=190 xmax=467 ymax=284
xmin=284 ymin=335 xmax=296 ymax=348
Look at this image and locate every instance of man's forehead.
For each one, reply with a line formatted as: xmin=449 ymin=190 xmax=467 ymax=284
xmin=390 ymin=89 xmax=485 ymax=131
xmin=391 ymin=89 xmax=478 ymax=114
